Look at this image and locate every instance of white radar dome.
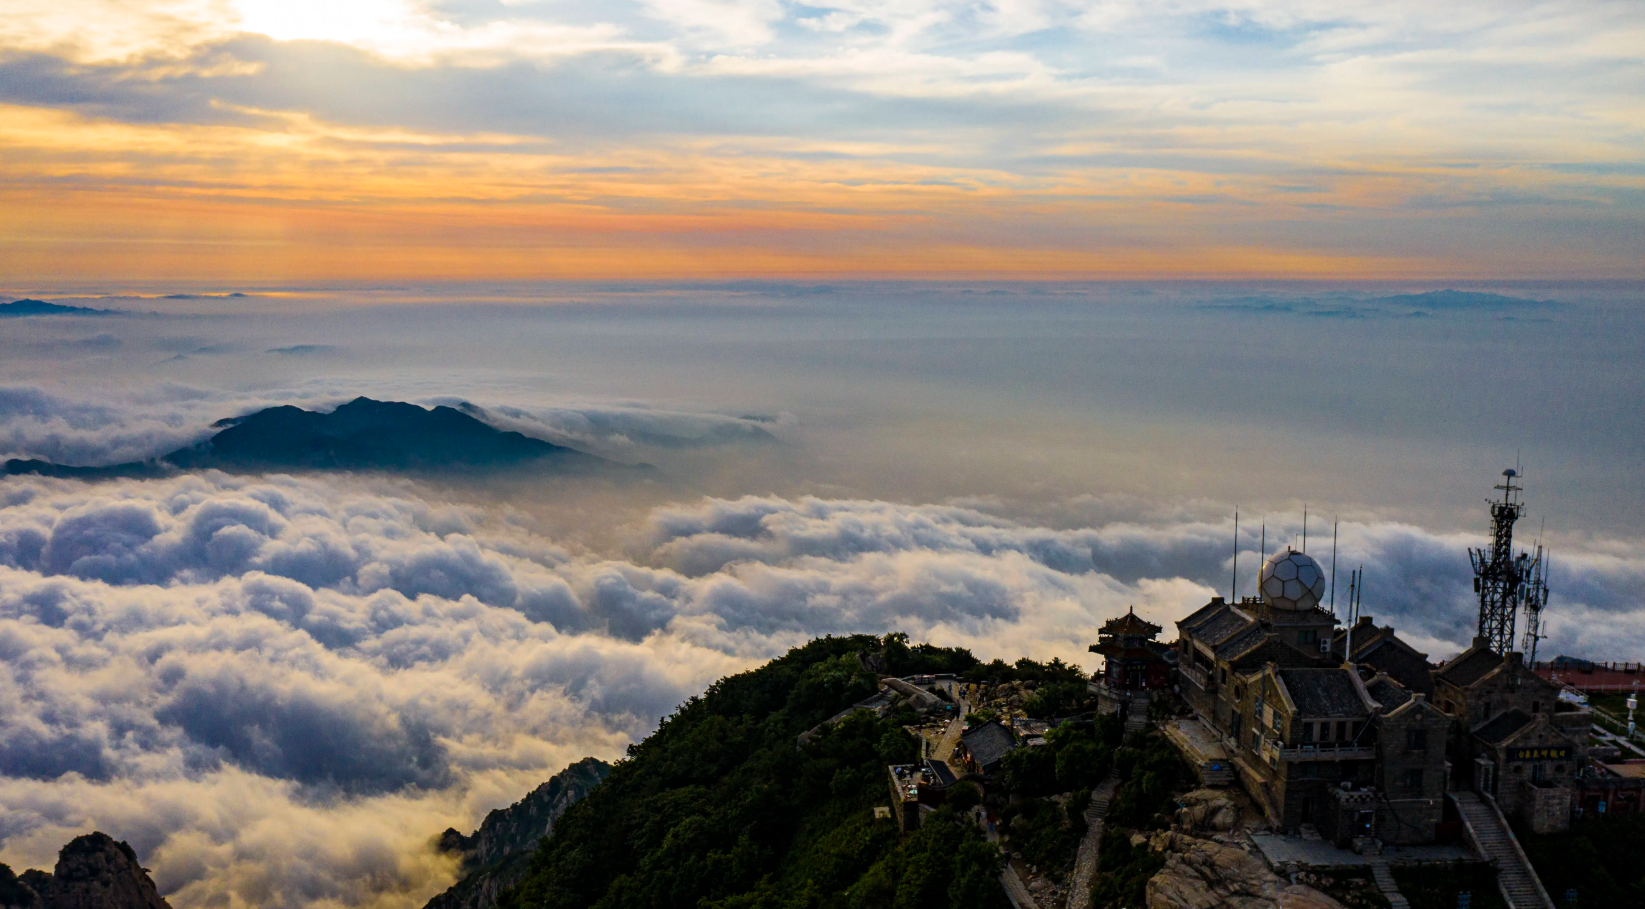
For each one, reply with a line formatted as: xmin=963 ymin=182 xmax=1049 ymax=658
xmin=1259 ymin=548 xmax=1327 ymax=611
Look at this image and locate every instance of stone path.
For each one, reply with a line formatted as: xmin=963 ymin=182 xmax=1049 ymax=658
xmin=1451 ymin=792 xmax=1555 ymax=909
xmin=1367 ymin=860 xmax=1410 ymax=909
xmin=1065 ymin=772 xmax=1120 ymax=909
xmin=933 ymin=701 xmax=967 ymax=762
xmin=1000 ymin=863 xmax=1040 ymax=909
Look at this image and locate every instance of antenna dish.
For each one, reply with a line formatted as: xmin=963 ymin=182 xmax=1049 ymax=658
xmin=1503 ymin=469 xmax=1518 ymax=478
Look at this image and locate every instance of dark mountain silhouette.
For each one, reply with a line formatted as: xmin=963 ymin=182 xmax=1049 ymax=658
xmin=0 ymin=832 xmax=169 ymax=909
xmin=426 ymin=757 xmax=611 ymax=909
xmin=0 ymin=299 xmax=113 ymax=317
xmin=5 ymin=398 xmax=640 ymax=479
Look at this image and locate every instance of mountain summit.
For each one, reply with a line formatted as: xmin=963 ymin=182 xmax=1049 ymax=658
xmin=0 ymin=832 xmax=170 ymax=909
xmin=5 ymin=398 xmax=635 ymax=479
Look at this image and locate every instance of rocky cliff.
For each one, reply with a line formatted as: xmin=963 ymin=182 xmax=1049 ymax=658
xmin=425 ymin=757 xmax=611 ymax=909
xmin=1144 ymin=831 xmax=1345 ymax=909
xmin=0 ymin=833 xmax=170 ymax=909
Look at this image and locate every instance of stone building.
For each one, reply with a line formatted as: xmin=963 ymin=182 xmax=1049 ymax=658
xmin=1170 ymin=548 xmax=1462 ymax=844
xmin=1335 ymin=616 xmax=1435 ymax=696
xmin=1175 ymin=596 xmax=1332 ymax=734
xmin=1432 ymin=637 xmax=1591 ymax=833
xmin=1364 ymin=675 xmax=1452 ymax=844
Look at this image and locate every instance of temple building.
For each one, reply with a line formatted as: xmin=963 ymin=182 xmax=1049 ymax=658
xmin=1088 ymin=607 xmax=1175 ymax=721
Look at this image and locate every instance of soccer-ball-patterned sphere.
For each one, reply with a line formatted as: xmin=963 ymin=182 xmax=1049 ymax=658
xmin=1259 ymin=548 xmax=1327 ymax=611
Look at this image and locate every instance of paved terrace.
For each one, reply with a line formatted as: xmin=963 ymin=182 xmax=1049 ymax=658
xmin=1249 ymin=834 xmax=1475 ymax=868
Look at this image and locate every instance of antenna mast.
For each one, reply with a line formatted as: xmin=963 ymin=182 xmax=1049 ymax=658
xmin=1521 ymin=547 xmax=1550 ymax=664
xmin=1469 ymin=469 xmax=1546 ymax=654
xmin=1231 ymin=510 xmax=1239 ymax=602
xmin=1329 ymin=521 xmax=1339 ymax=618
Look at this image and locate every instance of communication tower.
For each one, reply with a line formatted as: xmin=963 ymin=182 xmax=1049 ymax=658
xmin=1469 ymin=469 xmax=1548 ymax=655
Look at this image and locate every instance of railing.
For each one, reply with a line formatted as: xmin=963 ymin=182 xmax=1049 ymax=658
xmin=1280 ymin=743 xmax=1377 ymax=761
xmin=1180 ymin=663 xmax=1210 ymax=689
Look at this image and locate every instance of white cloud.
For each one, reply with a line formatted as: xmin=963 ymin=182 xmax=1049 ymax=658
xmin=0 ymin=472 xmax=1640 ymax=907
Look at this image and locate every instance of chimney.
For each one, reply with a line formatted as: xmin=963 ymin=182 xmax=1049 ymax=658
xmin=1357 ymin=615 xmax=1374 ymax=628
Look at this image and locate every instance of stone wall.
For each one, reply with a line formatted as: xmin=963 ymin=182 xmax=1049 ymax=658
xmin=1526 ymin=784 xmax=1571 ymax=835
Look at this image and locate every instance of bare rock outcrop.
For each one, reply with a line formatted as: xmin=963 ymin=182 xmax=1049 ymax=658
xmin=1173 ymin=790 xmax=1239 ymax=832
xmin=1144 ymin=832 xmax=1344 ymax=909
xmin=1 ymin=833 xmax=169 ymax=909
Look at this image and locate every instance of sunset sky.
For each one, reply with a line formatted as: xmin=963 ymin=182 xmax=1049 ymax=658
xmin=4 ymin=0 xmax=1642 ymax=281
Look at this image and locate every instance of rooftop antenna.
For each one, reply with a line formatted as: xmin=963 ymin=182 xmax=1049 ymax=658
xmin=1470 ymin=469 xmax=1544 ymax=654
xmin=1329 ymin=520 xmax=1339 ymax=617
xmin=1231 ymin=509 xmax=1239 ymax=602
xmin=1302 ymin=506 xmax=1307 ymax=553
xmin=1258 ymin=521 xmax=1266 ymax=598
xmin=1344 ymin=568 xmax=1360 ymax=662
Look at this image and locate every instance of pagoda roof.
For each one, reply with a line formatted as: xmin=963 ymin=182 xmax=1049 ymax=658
xmin=1099 ymin=607 xmax=1162 ymax=639
xmin=1091 ymin=643 xmax=1169 ymax=661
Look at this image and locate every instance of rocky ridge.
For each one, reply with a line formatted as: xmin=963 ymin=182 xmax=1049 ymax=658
xmin=425 ymin=757 xmax=611 ymax=909
xmin=0 ymin=833 xmax=169 ymax=909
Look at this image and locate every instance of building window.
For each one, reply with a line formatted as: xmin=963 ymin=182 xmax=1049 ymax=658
xmin=1318 ymin=722 xmax=1331 ymax=743
xmin=1403 ymin=769 xmax=1423 ymax=794
xmin=1531 ymin=701 xmax=1541 ymax=713
xmin=1302 ymin=722 xmax=1314 ymax=743
xmin=1299 ymin=762 xmax=1319 ymax=778
xmin=1299 ymin=629 xmax=1317 ymax=645
xmin=1406 ymin=728 xmax=1427 ymax=751
xmin=1337 ymin=721 xmax=1349 ymax=742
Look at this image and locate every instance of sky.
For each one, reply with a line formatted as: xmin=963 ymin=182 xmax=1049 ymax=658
xmin=2 ymin=0 xmax=1644 ymax=281
xmin=2 ymin=2 xmax=1644 ymax=908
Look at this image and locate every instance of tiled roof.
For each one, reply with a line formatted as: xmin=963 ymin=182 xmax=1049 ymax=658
xmin=1217 ymin=625 xmax=1270 ymax=660
xmin=1100 ymin=608 xmax=1163 ymax=638
xmin=1177 ymin=598 xmax=1229 ymax=631
xmin=1366 ymin=677 xmax=1412 ymax=710
xmin=1278 ymin=668 xmax=1369 ymax=718
xmin=1195 ymin=607 xmax=1258 ymax=646
xmin=1436 ymin=646 xmax=1503 ymax=688
xmin=961 ymin=721 xmax=1019 ymax=770
xmin=924 ymin=759 xmax=958 ymax=788
xmin=1474 ymin=709 xmax=1534 ymax=745
xmin=1232 ymin=639 xmax=1325 ymax=671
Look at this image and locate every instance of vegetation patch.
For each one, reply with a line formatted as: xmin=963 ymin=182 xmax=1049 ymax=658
xmin=1106 ymin=728 xmax=1195 ymax=829
xmin=1517 ymin=814 xmax=1645 ymax=908
xmin=1390 ymin=862 xmax=1505 ymax=909
xmin=1087 ymin=828 xmax=1164 ymax=909
xmin=501 ymin=634 xmax=1010 ymax=909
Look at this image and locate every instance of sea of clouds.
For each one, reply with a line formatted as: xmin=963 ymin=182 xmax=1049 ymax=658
xmin=1 ymin=467 xmax=1643 ymax=908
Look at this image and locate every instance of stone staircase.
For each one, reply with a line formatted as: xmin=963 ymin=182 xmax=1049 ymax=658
xmin=1367 ymin=860 xmax=1410 ymax=909
xmin=1066 ymin=774 xmax=1120 ymax=909
xmin=1123 ymin=693 xmax=1150 ymax=734
xmin=1450 ymin=791 xmax=1555 ymax=909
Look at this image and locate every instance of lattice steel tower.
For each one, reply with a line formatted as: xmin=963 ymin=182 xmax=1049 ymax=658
xmin=1469 ymin=469 xmax=1546 ymax=655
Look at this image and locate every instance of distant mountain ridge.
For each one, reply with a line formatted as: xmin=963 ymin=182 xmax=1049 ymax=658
xmin=426 ymin=758 xmax=612 ymax=909
xmin=5 ymin=397 xmax=640 ymax=479
xmin=0 ymin=299 xmax=114 ymax=317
